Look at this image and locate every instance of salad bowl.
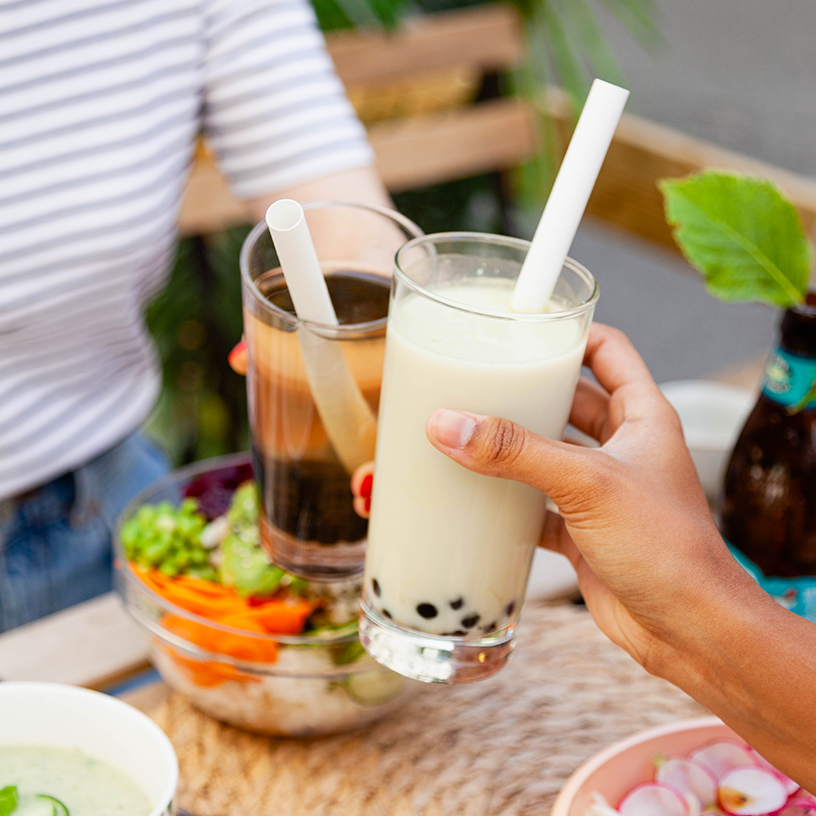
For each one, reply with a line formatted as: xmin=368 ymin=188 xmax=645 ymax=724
xmin=114 ymin=454 xmax=418 ymax=737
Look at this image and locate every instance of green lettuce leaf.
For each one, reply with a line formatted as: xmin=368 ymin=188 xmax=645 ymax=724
xmin=0 ymin=786 xmax=17 ymax=816
xmin=660 ymin=171 xmax=812 ymax=307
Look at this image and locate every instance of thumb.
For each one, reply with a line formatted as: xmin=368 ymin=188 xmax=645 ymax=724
xmin=425 ymin=408 xmax=596 ymax=506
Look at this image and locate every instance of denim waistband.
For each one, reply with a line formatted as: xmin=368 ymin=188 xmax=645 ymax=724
xmin=0 ymin=432 xmax=170 ymax=632
xmin=0 ymin=473 xmax=76 ymax=532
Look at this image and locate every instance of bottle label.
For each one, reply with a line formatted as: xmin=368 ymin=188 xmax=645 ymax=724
xmin=727 ymin=543 xmax=816 ymax=622
xmin=761 ymin=347 xmax=816 ymax=409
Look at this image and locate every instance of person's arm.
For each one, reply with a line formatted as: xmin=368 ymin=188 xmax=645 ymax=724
xmin=200 ymin=0 xmax=387 ymax=234
xmin=246 ymin=164 xmax=401 ymax=265
xmin=224 ymin=164 xmax=393 ymax=377
xmin=424 ymin=322 xmax=816 ymax=788
xmin=245 ymin=165 xmax=391 ymax=224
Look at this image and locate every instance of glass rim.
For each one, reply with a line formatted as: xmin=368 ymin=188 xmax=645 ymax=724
xmin=393 ymin=231 xmax=599 ymax=322
xmin=239 ymin=199 xmax=424 ymax=335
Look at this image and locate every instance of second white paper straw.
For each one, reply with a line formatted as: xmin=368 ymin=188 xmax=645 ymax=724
xmin=266 ymin=199 xmax=378 ymax=474
xmin=511 ymin=79 xmax=629 ymax=313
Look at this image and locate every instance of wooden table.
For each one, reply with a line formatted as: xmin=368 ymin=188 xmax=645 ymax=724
xmin=115 ymin=600 xmax=705 ymax=816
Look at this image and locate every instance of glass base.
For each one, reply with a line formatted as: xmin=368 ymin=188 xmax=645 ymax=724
xmin=259 ymin=516 xmax=365 ymax=581
xmin=359 ymin=602 xmax=515 ymax=684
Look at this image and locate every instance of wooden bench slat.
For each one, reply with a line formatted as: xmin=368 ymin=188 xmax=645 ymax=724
xmin=0 ymin=593 xmax=150 ymax=690
xmin=181 ymin=94 xmax=816 ymax=252
xmin=178 ymin=98 xmax=538 ymax=235
xmin=580 ymin=112 xmax=816 ymax=255
xmin=326 ymin=5 xmax=523 ymax=87
xmin=370 ymin=97 xmax=537 ymax=192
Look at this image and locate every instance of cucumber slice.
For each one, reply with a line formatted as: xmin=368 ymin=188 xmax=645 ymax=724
xmin=345 ymin=668 xmax=405 ymax=706
xmin=13 ymin=799 xmax=56 ymax=816
xmin=37 ymin=796 xmax=69 ymax=816
xmin=13 ymin=794 xmax=69 ymax=816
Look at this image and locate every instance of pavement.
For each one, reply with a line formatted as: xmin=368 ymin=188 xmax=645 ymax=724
xmin=558 ymin=0 xmax=815 ymax=387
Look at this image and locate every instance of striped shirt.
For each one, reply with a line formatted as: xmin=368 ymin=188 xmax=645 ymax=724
xmin=0 ymin=0 xmax=374 ymax=499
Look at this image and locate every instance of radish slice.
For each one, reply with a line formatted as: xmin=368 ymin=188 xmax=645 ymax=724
xmin=619 ymin=783 xmax=689 ymax=816
xmin=718 ymin=766 xmax=789 ymax=815
xmin=780 ymin=802 xmax=816 ymax=816
xmin=656 ymin=758 xmax=718 ymax=808
xmin=746 ymin=747 xmax=800 ymax=796
xmin=779 ymin=798 xmax=816 ymax=816
xmin=690 ymin=741 xmax=757 ymax=781
xmin=682 ymin=791 xmax=702 ymax=816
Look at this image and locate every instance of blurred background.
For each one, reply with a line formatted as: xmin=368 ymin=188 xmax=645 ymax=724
xmin=146 ymin=0 xmax=816 ymax=465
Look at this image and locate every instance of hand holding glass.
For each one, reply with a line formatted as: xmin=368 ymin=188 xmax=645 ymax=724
xmin=359 ymin=233 xmax=598 ymax=683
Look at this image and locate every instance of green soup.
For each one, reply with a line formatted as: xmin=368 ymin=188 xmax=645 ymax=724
xmin=0 ymin=746 xmax=152 ymax=816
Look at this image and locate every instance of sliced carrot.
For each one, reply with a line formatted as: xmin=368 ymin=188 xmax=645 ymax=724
xmin=217 ymin=611 xmax=269 ymax=632
xmin=137 ymin=568 xmax=169 ymax=596
xmin=158 ymin=586 xmax=239 ymax=617
xmin=241 ymin=599 xmax=316 ymax=634
xmin=163 ymin=613 xmax=279 ymax=664
xmin=135 ymin=567 xmax=317 ymax=672
xmin=157 ymin=643 xmax=259 ymax=688
xmin=138 ymin=568 xmax=245 ymax=616
xmin=173 ymin=574 xmax=235 ymax=596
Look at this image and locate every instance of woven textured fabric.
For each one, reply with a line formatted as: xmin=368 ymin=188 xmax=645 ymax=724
xmin=144 ymin=600 xmax=707 ymax=815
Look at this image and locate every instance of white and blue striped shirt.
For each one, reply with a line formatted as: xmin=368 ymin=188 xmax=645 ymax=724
xmin=0 ymin=0 xmax=373 ymax=498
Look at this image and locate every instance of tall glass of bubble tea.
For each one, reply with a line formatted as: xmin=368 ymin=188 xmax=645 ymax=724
xmin=240 ymin=201 xmax=422 ymax=580
xmin=359 ymin=232 xmax=598 ymax=682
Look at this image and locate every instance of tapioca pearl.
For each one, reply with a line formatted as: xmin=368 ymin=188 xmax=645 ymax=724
xmin=383 ymin=609 xmax=393 ymax=619
xmin=441 ymin=630 xmax=467 ymax=637
xmin=461 ymin=613 xmax=480 ymax=629
xmin=372 ymin=578 xmax=381 ymax=597
xmin=482 ymin=620 xmax=498 ymax=632
xmin=449 ymin=597 xmax=464 ymax=610
xmin=505 ymin=601 xmax=516 ymax=617
xmin=416 ymin=603 xmax=438 ymax=619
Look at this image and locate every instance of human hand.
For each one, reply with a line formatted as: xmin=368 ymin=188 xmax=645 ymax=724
xmin=351 ymin=462 xmax=374 ymax=518
xmin=424 ymin=323 xmax=752 ymax=673
xmin=228 ymin=339 xmax=247 ymax=375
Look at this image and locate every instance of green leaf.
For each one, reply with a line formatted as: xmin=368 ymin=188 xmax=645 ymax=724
xmin=660 ymin=171 xmax=812 ymax=308
xmin=0 ymin=786 xmax=18 ymax=816
xmin=540 ymin=0 xmax=590 ymax=115
xmin=568 ymin=0 xmax=627 ymax=88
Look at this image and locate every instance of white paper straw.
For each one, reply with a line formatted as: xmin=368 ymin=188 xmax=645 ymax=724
xmin=266 ymin=200 xmax=377 ymax=473
xmin=511 ymin=79 xmax=629 ymax=313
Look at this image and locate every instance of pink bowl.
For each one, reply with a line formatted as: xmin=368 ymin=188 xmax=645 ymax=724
xmin=551 ymin=716 xmax=737 ymax=816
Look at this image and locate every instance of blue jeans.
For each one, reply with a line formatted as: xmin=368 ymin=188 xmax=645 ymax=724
xmin=0 ymin=433 xmax=170 ymax=632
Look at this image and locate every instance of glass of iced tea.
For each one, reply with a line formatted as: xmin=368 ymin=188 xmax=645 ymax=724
xmin=239 ymin=201 xmax=422 ymax=580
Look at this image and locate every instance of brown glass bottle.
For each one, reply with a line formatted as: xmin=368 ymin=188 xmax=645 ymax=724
xmin=720 ymin=293 xmax=816 ymax=579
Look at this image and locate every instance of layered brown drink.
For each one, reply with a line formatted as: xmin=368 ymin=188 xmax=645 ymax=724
xmin=239 ymin=201 xmax=422 ymax=579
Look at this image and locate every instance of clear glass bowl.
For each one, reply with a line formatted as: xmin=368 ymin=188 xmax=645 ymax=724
xmin=114 ymin=454 xmax=418 ymax=737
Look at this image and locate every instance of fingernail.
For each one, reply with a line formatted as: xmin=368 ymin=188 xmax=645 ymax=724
xmin=364 ymin=497 xmax=371 ymax=514
xmin=359 ymin=473 xmax=373 ymax=499
xmin=430 ymin=409 xmax=477 ymax=449
xmin=228 ymin=340 xmax=246 ymax=363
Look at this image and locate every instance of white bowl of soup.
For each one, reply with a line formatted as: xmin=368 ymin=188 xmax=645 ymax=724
xmin=0 ymin=682 xmax=178 ymax=816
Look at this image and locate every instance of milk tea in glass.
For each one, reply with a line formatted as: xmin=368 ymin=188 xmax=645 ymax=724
xmin=239 ymin=201 xmax=422 ymax=580
xmin=360 ymin=233 xmax=598 ymax=682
